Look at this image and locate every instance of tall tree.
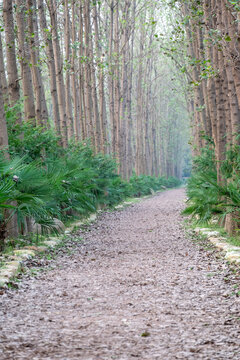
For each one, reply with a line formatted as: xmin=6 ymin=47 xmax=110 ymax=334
xmin=27 ymin=0 xmax=49 ymax=126
xmin=3 ymin=0 xmax=21 ymax=123
xmin=64 ymin=0 xmax=74 ymax=140
xmin=47 ymin=0 xmax=68 ymax=146
xmin=38 ymin=0 xmax=60 ymax=133
xmin=16 ymin=0 xmax=36 ymax=122
xmin=0 ymin=66 xmax=9 ymax=158
xmin=0 ymin=32 xmax=8 ymax=107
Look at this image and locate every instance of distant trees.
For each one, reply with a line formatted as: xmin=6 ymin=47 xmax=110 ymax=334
xmin=0 ymin=0 xmax=189 ymax=178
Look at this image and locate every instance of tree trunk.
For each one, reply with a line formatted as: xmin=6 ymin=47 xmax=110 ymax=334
xmin=47 ymin=0 xmax=68 ymax=147
xmin=0 ymin=70 xmax=9 ymax=158
xmin=3 ymin=0 xmax=22 ymax=123
xmin=0 ymin=32 xmax=9 ymax=107
xmin=93 ymin=3 xmax=108 ymax=153
xmin=113 ymin=2 xmax=120 ymax=166
xmin=78 ymin=3 xmax=85 ymax=140
xmin=64 ymin=0 xmax=74 ymax=140
xmin=38 ymin=0 xmax=60 ymax=134
xmin=70 ymin=0 xmax=81 ymax=141
xmin=27 ymin=0 xmax=49 ymax=127
xmin=83 ymin=0 xmax=95 ymax=147
xmin=16 ymin=0 xmax=36 ymax=123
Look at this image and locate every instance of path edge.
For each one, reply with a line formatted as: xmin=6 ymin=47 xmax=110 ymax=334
xmin=0 ymin=191 xmax=164 ymax=288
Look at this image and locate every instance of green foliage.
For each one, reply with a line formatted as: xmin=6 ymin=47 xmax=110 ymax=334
xmin=228 ymin=0 xmax=240 ymax=11
xmin=0 ymin=157 xmax=56 ymax=231
xmin=0 ymin=148 xmax=181 ymax=247
xmin=184 ymin=143 xmax=240 ymax=224
xmin=128 ymin=173 xmax=181 ymax=197
xmin=0 ymin=106 xmax=181 ymax=250
xmin=183 ymin=144 xmax=221 ymax=222
xmin=6 ymin=106 xmax=62 ymax=162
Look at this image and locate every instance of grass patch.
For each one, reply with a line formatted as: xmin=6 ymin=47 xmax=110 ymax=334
xmin=2 ymin=234 xmax=47 ymax=254
xmin=185 ymin=217 xmax=240 ymax=249
xmin=226 ymin=236 xmax=240 ymax=247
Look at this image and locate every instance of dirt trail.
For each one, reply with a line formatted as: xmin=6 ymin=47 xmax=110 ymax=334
xmin=0 ymin=188 xmax=240 ymax=360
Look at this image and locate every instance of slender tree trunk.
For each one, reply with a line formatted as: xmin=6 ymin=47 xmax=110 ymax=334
xmin=125 ymin=0 xmax=136 ymax=178
xmin=3 ymin=0 xmax=21 ymax=123
xmin=38 ymin=0 xmax=60 ymax=133
xmin=3 ymin=0 xmax=19 ymax=238
xmin=83 ymin=0 xmax=95 ymax=147
xmin=93 ymin=3 xmax=108 ymax=153
xmin=78 ymin=3 xmax=86 ymax=139
xmin=223 ymin=0 xmax=240 ymax=143
xmin=27 ymin=0 xmax=49 ymax=127
xmin=136 ymin=10 xmax=146 ymax=175
xmin=119 ymin=1 xmax=131 ymax=177
xmin=16 ymin=0 xmax=36 ymax=123
xmin=64 ymin=0 xmax=74 ymax=140
xmin=108 ymin=1 xmax=115 ymax=154
xmin=0 ymin=68 xmax=10 ymax=250
xmin=0 ymin=72 xmax=9 ymax=157
xmin=71 ymin=0 xmax=81 ymax=141
xmin=89 ymin=17 xmax=100 ymax=153
xmin=0 ymin=32 xmax=8 ymax=107
xmin=113 ymin=2 xmax=120 ymax=165
xmin=47 ymin=0 xmax=68 ymax=147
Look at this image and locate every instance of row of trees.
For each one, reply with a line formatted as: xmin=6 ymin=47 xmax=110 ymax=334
xmin=0 ymin=0 xmax=189 ymax=179
xmin=182 ymin=0 xmax=240 ymax=173
xmin=176 ymin=0 xmax=240 ymax=233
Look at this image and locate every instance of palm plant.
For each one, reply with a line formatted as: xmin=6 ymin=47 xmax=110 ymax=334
xmin=183 ymin=143 xmax=234 ymax=223
xmin=0 ymin=156 xmax=56 ymax=250
xmin=0 ymin=134 xmax=182 ymax=252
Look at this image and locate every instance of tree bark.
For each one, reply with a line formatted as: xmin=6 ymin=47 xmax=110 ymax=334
xmin=93 ymin=3 xmax=108 ymax=153
xmin=27 ymin=0 xmax=49 ymax=127
xmin=83 ymin=0 xmax=95 ymax=147
xmin=0 ymin=69 xmax=9 ymax=157
xmin=38 ymin=0 xmax=60 ymax=133
xmin=0 ymin=32 xmax=8 ymax=107
xmin=47 ymin=0 xmax=68 ymax=147
xmin=3 ymin=0 xmax=22 ymax=123
xmin=16 ymin=0 xmax=36 ymax=123
xmin=64 ymin=0 xmax=74 ymax=140
xmin=70 ymin=0 xmax=81 ymax=141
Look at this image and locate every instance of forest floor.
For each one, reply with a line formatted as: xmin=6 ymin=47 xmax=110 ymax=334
xmin=0 ymin=188 xmax=240 ymax=360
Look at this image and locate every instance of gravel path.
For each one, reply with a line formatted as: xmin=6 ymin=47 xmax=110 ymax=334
xmin=0 ymin=188 xmax=240 ymax=360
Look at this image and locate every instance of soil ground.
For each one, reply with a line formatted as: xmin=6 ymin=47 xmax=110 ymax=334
xmin=0 ymin=188 xmax=240 ymax=360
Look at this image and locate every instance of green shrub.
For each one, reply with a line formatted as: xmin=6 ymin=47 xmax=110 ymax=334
xmin=183 ymin=143 xmax=240 ymax=224
xmin=183 ymin=144 xmax=220 ymax=222
xmin=6 ymin=102 xmax=62 ymax=162
xmin=165 ymin=176 xmax=182 ymax=188
xmin=0 ymin=107 xmax=182 ymax=250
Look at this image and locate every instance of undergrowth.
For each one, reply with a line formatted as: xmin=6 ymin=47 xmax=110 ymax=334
xmin=0 ymin=108 xmax=181 ymax=251
xmin=183 ymin=142 xmax=240 ymax=222
xmin=183 ymin=140 xmax=240 ymax=246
